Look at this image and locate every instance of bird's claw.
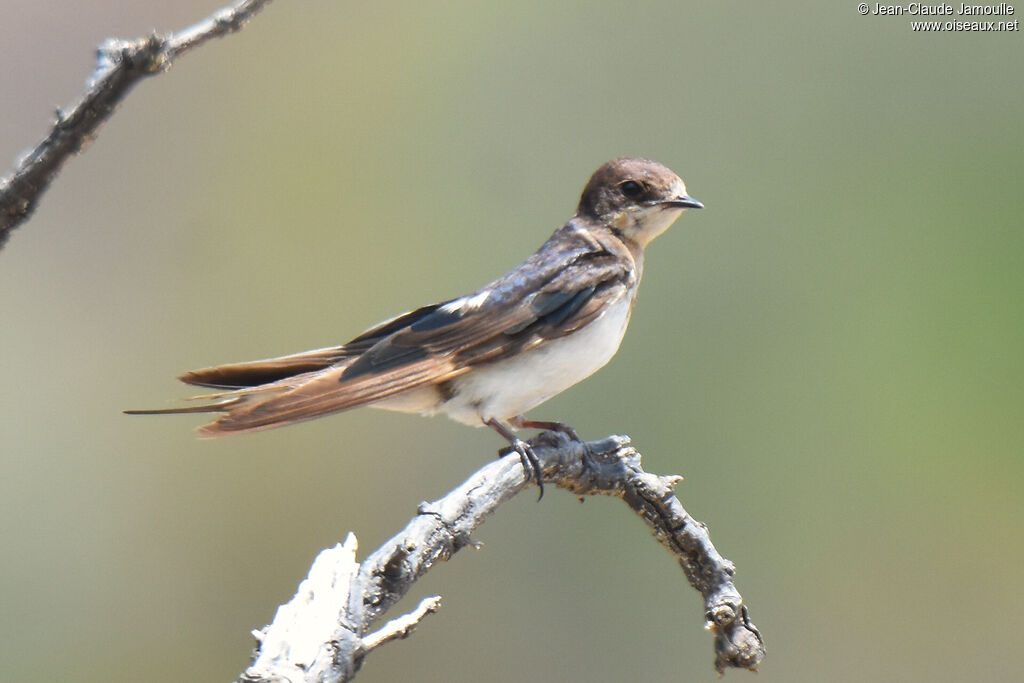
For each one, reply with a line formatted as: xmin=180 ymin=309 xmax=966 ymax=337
xmin=502 ymin=438 xmax=544 ymax=500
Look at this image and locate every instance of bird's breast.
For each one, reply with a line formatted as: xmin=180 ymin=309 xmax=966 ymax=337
xmin=440 ymin=292 xmax=635 ymax=425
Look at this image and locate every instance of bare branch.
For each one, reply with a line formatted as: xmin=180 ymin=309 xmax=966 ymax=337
xmin=358 ymin=597 xmax=442 ymax=655
xmin=0 ymin=0 xmax=274 ymax=250
xmin=245 ymin=536 xmax=363 ymax=681
xmin=237 ymin=433 xmax=765 ymax=682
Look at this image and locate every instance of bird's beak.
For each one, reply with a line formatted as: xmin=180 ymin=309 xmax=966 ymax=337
xmin=664 ymin=195 xmax=703 ymax=209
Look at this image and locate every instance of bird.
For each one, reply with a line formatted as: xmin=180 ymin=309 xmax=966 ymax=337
xmin=126 ymin=157 xmax=702 ymax=496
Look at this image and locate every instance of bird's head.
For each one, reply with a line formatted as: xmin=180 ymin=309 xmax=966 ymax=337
xmin=577 ymin=158 xmax=702 ymax=248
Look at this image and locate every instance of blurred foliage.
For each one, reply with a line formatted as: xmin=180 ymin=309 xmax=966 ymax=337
xmin=1 ymin=1 xmax=1021 ymax=681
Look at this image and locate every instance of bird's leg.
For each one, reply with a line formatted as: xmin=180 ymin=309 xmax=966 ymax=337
xmin=511 ymin=416 xmax=597 ymax=473
xmin=509 ymin=415 xmax=581 ymax=442
xmin=485 ymin=417 xmax=544 ymax=499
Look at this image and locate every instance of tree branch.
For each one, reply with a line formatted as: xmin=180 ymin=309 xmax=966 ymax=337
xmin=237 ymin=432 xmax=765 ymax=682
xmin=0 ymin=0 xmax=274 ymax=250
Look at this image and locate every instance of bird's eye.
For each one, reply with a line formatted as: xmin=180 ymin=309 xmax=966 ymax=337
xmin=619 ymin=180 xmax=645 ymax=199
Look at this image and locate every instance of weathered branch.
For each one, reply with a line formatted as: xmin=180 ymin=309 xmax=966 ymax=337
xmin=0 ymin=0 xmax=274 ymax=249
xmin=238 ymin=432 xmax=765 ymax=682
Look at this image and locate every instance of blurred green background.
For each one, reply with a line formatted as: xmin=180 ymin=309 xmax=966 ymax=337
xmin=2 ymin=1 xmax=1022 ymax=681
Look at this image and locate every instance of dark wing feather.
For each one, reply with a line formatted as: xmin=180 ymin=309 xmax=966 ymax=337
xmin=344 ymin=300 xmax=452 ymax=348
xmin=179 ymin=346 xmax=350 ymax=389
xmin=178 ymin=302 xmax=454 ymax=390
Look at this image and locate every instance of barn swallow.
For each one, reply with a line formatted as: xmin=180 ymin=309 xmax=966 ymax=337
xmin=127 ymin=157 xmax=702 ymax=496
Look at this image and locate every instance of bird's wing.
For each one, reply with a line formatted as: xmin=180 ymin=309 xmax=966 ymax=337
xmin=339 ymin=246 xmax=634 ymax=380
xmin=177 ymin=302 xmax=452 ymax=390
xmin=189 ymin=223 xmax=636 ymax=435
xmin=177 ymin=346 xmax=350 ymax=390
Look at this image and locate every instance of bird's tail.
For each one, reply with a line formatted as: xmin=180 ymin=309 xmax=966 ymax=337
xmin=124 ymin=382 xmax=297 ymax=436
xmin=124 ymin=345 xmax=351 ymax=436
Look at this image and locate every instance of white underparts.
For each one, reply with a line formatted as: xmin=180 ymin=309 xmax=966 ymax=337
xmin=438 ymin=292 xmax=634 ymax=426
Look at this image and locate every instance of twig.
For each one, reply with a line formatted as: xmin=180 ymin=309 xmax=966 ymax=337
xmin=0 ymin=0 xmax=274 ymax=250
xmin=237 ymin=432 xmax=765 ymax=682
xmin=358 ymin=596 xmax=442 ymax=656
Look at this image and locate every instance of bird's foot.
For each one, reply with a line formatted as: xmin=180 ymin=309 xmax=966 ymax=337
xmin=486 ymin=418 xmax=545 ymax=499
xmin=510 ymin=438 xmax=544 ymax=500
